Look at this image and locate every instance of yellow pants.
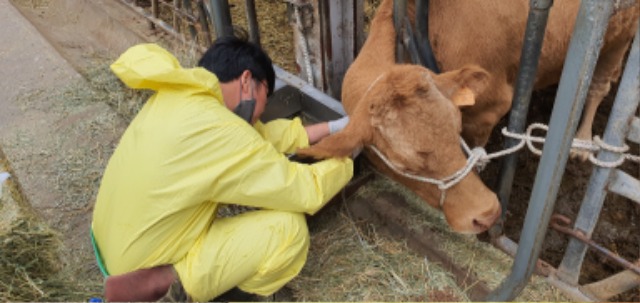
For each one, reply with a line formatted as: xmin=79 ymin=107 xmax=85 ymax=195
xmin=173 ymin=210 xmax=309 ymax=301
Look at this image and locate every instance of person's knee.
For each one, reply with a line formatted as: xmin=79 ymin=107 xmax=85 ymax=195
xmin=264 ymin=211 xmax=308 ymax=242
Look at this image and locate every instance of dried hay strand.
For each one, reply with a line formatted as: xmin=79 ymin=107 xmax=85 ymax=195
xmin=317 ymin=168 xmax=569 ymax=302
xmin=291 ymin=200 xmax=465 ymax=301
xmin=0 ymin=149 xmax=77 ymax=302
xmin=0 ymin=56 xmax=143 ymax=301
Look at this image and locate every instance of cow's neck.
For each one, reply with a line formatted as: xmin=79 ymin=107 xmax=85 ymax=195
xmin=356 ymin=0 xmax=396 ymax=72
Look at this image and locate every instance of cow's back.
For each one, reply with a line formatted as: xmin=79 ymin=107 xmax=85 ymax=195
xmin=429 ymin=0 xmax=638 ymax=90
xmin=427 ymin=0 xmax=638 ymax=146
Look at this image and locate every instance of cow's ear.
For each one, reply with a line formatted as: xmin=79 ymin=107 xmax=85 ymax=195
xmin=433 ymin=65 xmax=490 ymax=108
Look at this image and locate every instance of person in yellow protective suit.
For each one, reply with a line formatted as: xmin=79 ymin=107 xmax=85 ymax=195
xmin=91 ymin=37 xmax=354 ymax=302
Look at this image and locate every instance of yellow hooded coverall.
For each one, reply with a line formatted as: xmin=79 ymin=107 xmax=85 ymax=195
xmin=91 ymin=44 xmax=353 ymax=301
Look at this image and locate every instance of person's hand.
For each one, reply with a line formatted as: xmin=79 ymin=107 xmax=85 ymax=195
xmin=327 ymin=116 xmax=349 ymax=134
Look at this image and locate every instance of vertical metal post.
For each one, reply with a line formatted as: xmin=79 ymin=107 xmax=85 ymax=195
xmin=209 ymin=0 xmax=234 ymax=38
xmin=486 ymin=0 xmax=614 ymax=300
xmin=183 ymin=0 xmax=199 ymax=41
xmin=414 ymin=0 xmax=439 ymax=73
xmin=244 ymin=0 xmax=261 ymax=45
xmin=197 ymin=0 xmax=213 ymax=45
xmin=393 ymin=0 xmax=407 ymax=63
xmin=151 ymin=0 xmax=159 ymax=30
xmin=556 ymin=29 xmax=640 ymax=285
xmin=490 ymin=0 xmax=554 ymax=238
xmin=173 ymin=0 xmax=181 ymax=32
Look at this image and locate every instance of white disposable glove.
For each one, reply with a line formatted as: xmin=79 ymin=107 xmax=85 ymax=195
xmin=327 ymin=116 xmax=350 ymax=134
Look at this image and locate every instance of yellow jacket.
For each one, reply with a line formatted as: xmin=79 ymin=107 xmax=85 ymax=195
xmin=91 ymin=44 xmax=353 ymax=275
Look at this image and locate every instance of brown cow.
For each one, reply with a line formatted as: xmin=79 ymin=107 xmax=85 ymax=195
xmin=425 ymin=0 xmax=639 ymax=152
xmin=297 ymin=0 xmax=501 ymax=234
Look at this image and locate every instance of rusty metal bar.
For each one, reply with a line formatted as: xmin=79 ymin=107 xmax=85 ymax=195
xmin=118 ymin=0 xmax=187 ymax=43
xmin=159 ymin=0 xmax=199 ymax=24
xmin=493 ymin=235 xmax=598 ymax=302
xmin=182 ymin=0 xmax=200 ymax=41
xmin=581 ymin=259 xmax=640 ymax=301
xmin=550 ymin=214 xmax=640 ymax=275
xmin=486 ymin=0 xmax=615 ymax=300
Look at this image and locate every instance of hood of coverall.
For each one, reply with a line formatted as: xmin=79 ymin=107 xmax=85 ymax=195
xmin=110 ymin=43 xmax=223 ymax=102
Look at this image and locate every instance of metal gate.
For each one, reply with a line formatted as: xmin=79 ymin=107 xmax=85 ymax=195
xmin=115 ymin=0 xmax=639 ymax=300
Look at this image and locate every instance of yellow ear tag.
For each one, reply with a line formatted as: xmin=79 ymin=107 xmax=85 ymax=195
xmin=451 ymin=87 xmax=476 ymax=107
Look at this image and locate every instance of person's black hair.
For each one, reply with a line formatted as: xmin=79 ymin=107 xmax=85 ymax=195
xmin=198 ymin=36 xmax=275 ymax=97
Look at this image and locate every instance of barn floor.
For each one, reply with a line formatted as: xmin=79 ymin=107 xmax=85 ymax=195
xmin=2 ymin=0 xmax=632 ymax=301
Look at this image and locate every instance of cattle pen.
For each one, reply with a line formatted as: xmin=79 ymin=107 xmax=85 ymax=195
xmin=2 ymin=0 xmax=639 ymax=301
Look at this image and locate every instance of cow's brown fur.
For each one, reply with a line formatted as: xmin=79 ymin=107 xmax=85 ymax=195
xmin=426 ymin=0 xmax=639 ymax=150
xmin=297 ymin=0 xmax=501 ymax=234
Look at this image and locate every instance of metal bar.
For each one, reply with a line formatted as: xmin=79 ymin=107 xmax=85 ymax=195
xmin=494 ymin=236 xmax=598 ymax=302
xmin=402 ymin=18 xmax=421 ymax=65
xmin=393 ymin=0 xmax=407 ymax=63
xmin=118 ymin=0 xmax=187 ymax=43
xmin=486 ymin=0 xmax=615 ymax=300
xmin=173 ymin=0 xmax=181 ymax=32
xmin=414 ymin=0 xmax=439 ymax=73
xmin=489 ymin=0 xmax=553 ymax=239
xmin=244 ymin=0 xmax=261 ymax=45
xmin=550 ymin=214 xmax=640 ymax=275
xmin=274 ymin=65 xmax=346 ymax=118
xmin=628 ymin=117 xmax=640 ymax=143
xmin=151 ymin=0 xmax=159 ymax=29
xmin=197 ymin=0 xmax=213 ymax=45
xmin=209 ymin=0 xmax=234 ymax=38
xmin=183 ymin=0 xmax=199 ymax=41
xmin=609 ymin=169 xmax=640 ymax=203
xmin=556 ymin=28 xmax=640 ymax=285
xmin=581 ymin=259 xmax=640 ymax=301
xmin=162 ymin=1 xmax=199 ymax=24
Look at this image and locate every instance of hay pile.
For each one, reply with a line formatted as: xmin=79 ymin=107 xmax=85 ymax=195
xmin=0 ymin=56 xmax=152 ymax=301
xmin=0 ymin=150 xmax=72 ymax=301
xmin=288 ymin=167 xmax=568 ymax=302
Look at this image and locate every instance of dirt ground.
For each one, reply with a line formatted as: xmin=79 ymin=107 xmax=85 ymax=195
xmin=3 ymin=0 xmax=638 ymax=301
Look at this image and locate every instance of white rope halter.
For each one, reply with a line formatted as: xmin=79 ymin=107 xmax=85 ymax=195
xmin=351 ymin=70 xmax=637 ymax=209
xmin=367 ymin=122 xmax=639 ymax=208
xmin=368 ymin=142 xmax=487 ymax=208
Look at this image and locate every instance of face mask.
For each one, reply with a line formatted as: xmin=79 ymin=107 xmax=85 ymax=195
xmin=233 ymin=80 xmax=257 ymax=123
xmin=233 ymin=99 xmax=256 ymax=123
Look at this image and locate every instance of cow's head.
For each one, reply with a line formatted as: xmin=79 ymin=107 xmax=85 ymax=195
xmin=297 ymin=64 xmax=500 ymax=234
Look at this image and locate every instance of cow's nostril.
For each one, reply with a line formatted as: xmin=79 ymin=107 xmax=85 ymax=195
xmin=472 ymin=219 xmax=488 ymax=231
